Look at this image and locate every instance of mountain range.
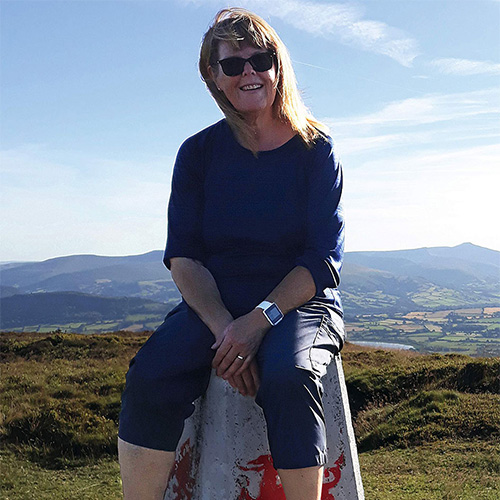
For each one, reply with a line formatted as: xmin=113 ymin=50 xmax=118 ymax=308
xmin=1 ymin=243 xmax=498 ymax=330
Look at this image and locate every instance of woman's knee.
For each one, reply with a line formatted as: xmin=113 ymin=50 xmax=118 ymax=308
xmin=124 ymin=355 xmax=211 ymax=413
xmin=257 ymin=362 xmax=319 ymax=404
xmin=119 ymin=357 xmax=209 ymax=451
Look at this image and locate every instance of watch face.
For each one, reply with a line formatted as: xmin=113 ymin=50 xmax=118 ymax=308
xmin=266 ymin=304 xmax=283 ymax=324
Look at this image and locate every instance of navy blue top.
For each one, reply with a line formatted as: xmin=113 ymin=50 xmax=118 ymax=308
xmin=164 ymin=119 xmax=344 ymax=318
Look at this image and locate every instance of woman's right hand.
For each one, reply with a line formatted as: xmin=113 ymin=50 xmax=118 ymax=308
xmin=212 ymin=327 xmax=260 ymax=397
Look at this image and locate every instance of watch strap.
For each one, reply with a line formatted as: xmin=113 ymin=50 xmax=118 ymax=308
xmin=256 ymin=300 xmax=273 ymax=311
xmin=256 ymin=301 xmax=284 ymax=326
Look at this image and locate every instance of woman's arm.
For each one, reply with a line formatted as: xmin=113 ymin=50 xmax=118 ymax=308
xmin=212 ymin=265 xmax=316 ymax=379
xmin=166 ymin=138 xmax=260 ymax=396
xmin=170 ymin=257 xmax=233 ymax=341
xmin=264 ymin=265 xmax=316 ymax=315
xmin=170 ymin=256 xmax=260 ymax=396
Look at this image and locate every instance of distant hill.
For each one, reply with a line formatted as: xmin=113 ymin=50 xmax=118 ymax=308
xmin=341 ymin=242 xmax=499 ymax=315
xmin=344 ymin=242 xmax=499 ymax=288
xmin=0 ymin=251 xmax=177 ymax=303
xmin=0 ymin=292 xmax=171 ymax=331
xmin=1 ymin=243 xmax=498 ymax=331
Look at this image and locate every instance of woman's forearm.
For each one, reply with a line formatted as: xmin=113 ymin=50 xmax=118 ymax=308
xmin=170 ymin=257 xmax=233 ymax=338
xmin=264 ymin=266 xmax=316 ymax=315
xmin=170 ymin=258 xmax=315 ymax=342
xmin=212 ymin=265 xmax=317 ymax=379
xmin=229 ymin=265 xmax=316 ymax=332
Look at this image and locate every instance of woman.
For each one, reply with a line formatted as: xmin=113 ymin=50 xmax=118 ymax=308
xmin=118 ymin=8 xmax=345 ymax=500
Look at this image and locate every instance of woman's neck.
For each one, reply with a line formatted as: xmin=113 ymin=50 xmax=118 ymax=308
xmin=244 ymin=110 xmax=295 ymax=151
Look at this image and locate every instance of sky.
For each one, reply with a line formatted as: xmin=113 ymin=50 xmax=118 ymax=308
xmin=1 ymin=0 xmax=499 ymax=262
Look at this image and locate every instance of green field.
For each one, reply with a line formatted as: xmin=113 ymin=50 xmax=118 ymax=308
xmin=3 ymin=442 xmax=499 ymax=500
xmin=0 ymin=450 xmax=122 ymax=500
xmin=7 ymin=305 xmax=500 ymax=357
xmin=360 ymin=441 xmax=500 ymax=500
xmin=347 ymin=307 xmax=500 ymax=356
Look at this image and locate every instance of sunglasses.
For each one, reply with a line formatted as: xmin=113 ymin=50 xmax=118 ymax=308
xmin=216 ymin=52 xmax=275 ymax=77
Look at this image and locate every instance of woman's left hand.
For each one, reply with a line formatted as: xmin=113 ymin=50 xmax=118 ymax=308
xmin=226 ymin=359 xmax=260 ymax=397
xmin=211 ymin=309 xmax=270 ymax=379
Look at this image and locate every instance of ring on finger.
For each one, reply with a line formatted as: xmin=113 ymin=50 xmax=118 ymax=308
xmin=236 ymin=355 xmax=245 ymax=361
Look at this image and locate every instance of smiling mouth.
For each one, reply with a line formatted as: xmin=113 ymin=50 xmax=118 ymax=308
xmin=240 ymin=84 xmax=263 ymax=91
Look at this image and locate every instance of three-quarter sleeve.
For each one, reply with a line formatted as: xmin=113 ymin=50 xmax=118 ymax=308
xmin=295 ymin=139 xmax=345 ymax=295
xmin=163 ymin=138 xmax=205 ymax=269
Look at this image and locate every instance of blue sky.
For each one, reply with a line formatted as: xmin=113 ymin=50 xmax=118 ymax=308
xmin=1 ymin=0 xmax=499 ymax=262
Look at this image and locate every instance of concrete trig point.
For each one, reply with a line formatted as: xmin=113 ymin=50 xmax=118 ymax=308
xmin=164 ymin=354 xmax=365 ymax=499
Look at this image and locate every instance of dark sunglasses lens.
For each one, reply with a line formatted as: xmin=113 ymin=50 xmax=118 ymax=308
xmin=220 ymin=58 xmax=245 ymax=77
xmin=249 ymin=53 xmax=274 ymax=72
xmin=219 ymin=53 xmax=274 ymax=76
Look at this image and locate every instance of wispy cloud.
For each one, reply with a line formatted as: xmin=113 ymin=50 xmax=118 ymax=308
xmin=329 ymin=88 xmax=500 ymax=130
xmin=430 ymin=58 xmax=500 ymax=76
xmin=324 ymin=87 xmax=500 ymax=251
xmin=335 ymin=126 xmax=500 ymax=157
xmin=324 ymin=88 xmax=500 ymax=163
xmin=180 ymin=0 xmax=419 ymax=66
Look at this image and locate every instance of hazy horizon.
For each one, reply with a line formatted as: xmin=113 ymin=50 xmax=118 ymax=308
xmin=1 ymin=241 xmax=498 ymax=266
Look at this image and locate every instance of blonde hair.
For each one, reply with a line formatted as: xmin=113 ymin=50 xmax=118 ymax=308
xmin=199 ymin=8 xmax=327 ymax=152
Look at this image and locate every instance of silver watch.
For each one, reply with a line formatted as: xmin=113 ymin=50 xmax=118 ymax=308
xmin=256 ymin=301 xmax=284 ymax=326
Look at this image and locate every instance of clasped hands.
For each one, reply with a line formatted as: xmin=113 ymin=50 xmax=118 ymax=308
xmin=211 ymin=309 xmax=270 ymax=397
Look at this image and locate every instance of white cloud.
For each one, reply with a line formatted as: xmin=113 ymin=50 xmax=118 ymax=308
xmin=430 ymin=58 xmax=500 ymax=76
xmin=353 ymin=143 xmax=500 ymax=177
xmin=324 ymin=88 xmax=500 ymax=167
xmin=333 ymin=126 xmax=499 ymax=157
xmin=180 ymin=0 xmax=419 ymax=66
xmin=329 ymin=88 xmax=500 ymax=131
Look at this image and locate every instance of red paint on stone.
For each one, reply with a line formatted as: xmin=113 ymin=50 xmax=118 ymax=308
xmin=237 ymin=454 xmax=286 ymax=500
xmin=171 ymin=438 xmax=195 ymax=500
xmin=235 ymin=451 xmax=346 ymax=500
xmin=171 ymin=445 xmax=346 ymax=500
xmin=321 ymin=452 xmax=345 ymax=500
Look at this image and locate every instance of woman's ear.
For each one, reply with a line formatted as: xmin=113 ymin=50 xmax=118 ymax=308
xmin=207 ymin=65 xmax=222 ymax=92
xmin=207 ymin=65 xmax=217 ymax=84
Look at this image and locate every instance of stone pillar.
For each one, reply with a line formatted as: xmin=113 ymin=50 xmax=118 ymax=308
xmin=164 ymin=354 xmax=364 ymax=499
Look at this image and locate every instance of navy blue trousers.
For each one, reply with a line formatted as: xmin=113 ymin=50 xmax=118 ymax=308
xmin=118 ymin=298 xmax=344 ymax=470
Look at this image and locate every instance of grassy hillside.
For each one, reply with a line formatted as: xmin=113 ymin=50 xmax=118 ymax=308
xmin=1 ymin=332 xmax=499 ymax=499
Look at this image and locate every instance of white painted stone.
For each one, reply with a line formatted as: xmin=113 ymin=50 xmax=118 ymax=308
xmin=164 ymin=354 xmax=365 ymax=499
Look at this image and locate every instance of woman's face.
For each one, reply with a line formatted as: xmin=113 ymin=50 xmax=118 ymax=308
xmin=212 ymin=41 xmax=277 ymax=119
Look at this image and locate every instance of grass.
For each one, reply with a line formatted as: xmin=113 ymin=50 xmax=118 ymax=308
xmin=360 ymin=440 xmax=500 ymax=500
xmin=2 ymin=443 xmax=498 ymax=500
xmin=0 ymin=332 xmax=139 ymax=466
xmin=341 ymin=344 xmax=500 ymax=416
xmin=1 ymin=333 xmax=499 ymax=499
xmin=0 ymin=449 xmax=121 ymax=500
xmin=355 ymin=390 xmax=500 ymax=451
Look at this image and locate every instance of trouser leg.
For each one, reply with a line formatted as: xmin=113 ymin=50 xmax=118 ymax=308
xmin=255 ymin=301 xmax=344 ymax=470
xmin=118 ymin=301 xmax=215 ymax=451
